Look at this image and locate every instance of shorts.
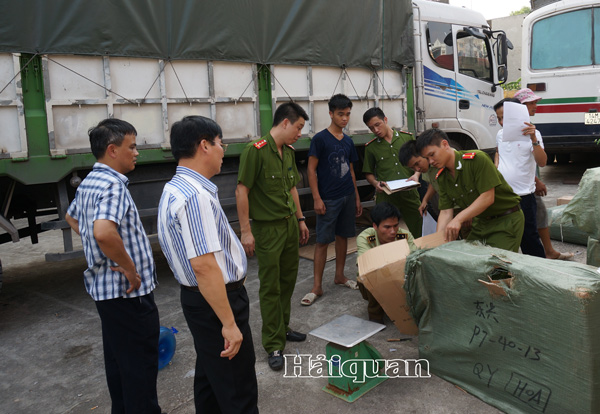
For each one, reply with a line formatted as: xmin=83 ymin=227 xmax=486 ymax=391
xmin=535 ymin=195 xmax=548 ymax=229
xmin=315 ymin=193 xmax=356 ymax=244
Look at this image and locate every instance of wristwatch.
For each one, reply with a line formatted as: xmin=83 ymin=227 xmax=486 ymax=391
xmin=297 ymin=217 xmax=306 ymax=222
xmin=532 ymin=141 xmax=541 ymax=147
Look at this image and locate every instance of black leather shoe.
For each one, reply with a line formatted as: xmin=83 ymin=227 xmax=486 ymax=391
xmin=268 ymin=350 xmax=284 ymax=371
xmin=286 ymin=330 xmax=307 ymax=342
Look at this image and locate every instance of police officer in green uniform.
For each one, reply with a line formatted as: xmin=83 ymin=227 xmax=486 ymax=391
xmin=363 ymin=108 xmax=423 ymax=237
xmin=416 ymin=128 xmax=524 ymax=251
xmin=357 ymin=202 xmax=416 ymax=323
xmin=236 ymin=102 xmax=310 ymax=371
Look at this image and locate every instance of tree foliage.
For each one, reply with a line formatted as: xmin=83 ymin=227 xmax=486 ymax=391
xmin=510 ymin=6 xmax=531 ymax=16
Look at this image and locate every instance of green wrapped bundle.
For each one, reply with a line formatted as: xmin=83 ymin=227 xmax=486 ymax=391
xmin=562 ymin=167 xmax=600 ymax=240
xmin=588 ymin=237 xmax=600 ymax=267
xmin=548 ymin=205 xmax=590 ymax=246
xmin=405 ymin=241 xmax=600 ymax=414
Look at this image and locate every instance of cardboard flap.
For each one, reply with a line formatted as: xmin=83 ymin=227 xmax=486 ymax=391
xmin=414 ymin=231 xmax=446 ymax=249
xmin=358 ymin=239 xmax=411 ymax=275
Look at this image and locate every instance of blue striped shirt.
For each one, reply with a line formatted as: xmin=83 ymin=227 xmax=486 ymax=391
xmin=158 ymin=166 xmax=247 ymax=286
xmin=67 ymin=163 xmax=157 ymax=301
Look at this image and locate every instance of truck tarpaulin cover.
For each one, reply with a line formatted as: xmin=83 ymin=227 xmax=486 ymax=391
xmin=404 ymin=241 xmax=600 ymax=414
xmin=0 ymin=0 xmax=414 ymax=69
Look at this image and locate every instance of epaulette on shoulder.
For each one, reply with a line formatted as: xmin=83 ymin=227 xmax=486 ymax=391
xmin=462 ymin=152 xmax=476 ymax=160
xmin=367 ymin=235 xmax=376 ymax=243
xmin=395 ymin=233 xmax=407 ymax=240
xmin=286 ymin=144 xmax=295 ymax=150
xmin=399 ymin=130 xmax=413 ymax=136
xmin=254 ymin=139 xmax=267 ymax=149
xmin=435 ymin=167 xmax=445 ymax=180
xmin=365 ymin=137 xmax=377 ymax=147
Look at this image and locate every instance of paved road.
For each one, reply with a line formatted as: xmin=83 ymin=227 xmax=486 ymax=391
xmin=0 ymin=155 xmax=597 ymax=414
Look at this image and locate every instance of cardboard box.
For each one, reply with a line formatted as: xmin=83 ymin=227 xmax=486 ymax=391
xmin=357 ymin=231 xmax=445 ymax=335
xmin=556 ymin=195 xmax=573 ymax=206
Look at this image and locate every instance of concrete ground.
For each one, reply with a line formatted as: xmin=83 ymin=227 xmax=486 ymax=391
xmin=0 ymin=155 xmax=597 ymax=414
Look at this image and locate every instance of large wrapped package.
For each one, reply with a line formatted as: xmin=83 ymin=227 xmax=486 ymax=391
xmin=548 ymin=205 xmax=589 ymax=246
xmin=405 ymin=241 xmax=600 ymax=414
xmin=562 ymin=167 xmax=600 ymax=240
xmin=588 ymin=237 xmax=600 ymax=267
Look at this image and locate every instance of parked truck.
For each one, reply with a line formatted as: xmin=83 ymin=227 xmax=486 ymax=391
xmin=0 ymin=0 xmax=510 ymax=267
xmin=521 ymin=0 xmax=600 ymax=163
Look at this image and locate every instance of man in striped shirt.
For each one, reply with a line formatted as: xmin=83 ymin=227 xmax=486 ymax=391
xmin=65 ymin=119 xmax=162 ymax=414
xmin=158 ymin=116 xmax=258 ymax=413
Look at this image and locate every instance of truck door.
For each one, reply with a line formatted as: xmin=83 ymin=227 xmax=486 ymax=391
xmin=453 ymin=25 xmax=498 ymax=149
xmin=421 ymin=22 xmax=457 ymax=128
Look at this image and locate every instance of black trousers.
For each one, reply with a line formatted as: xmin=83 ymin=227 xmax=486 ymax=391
xmin=181 ymin=285 xmax=259 ymax=414
xmin=519 ymin=193 xmax=546 ymax=258
xmin=95 ymin=293 xmax=161 ymax=414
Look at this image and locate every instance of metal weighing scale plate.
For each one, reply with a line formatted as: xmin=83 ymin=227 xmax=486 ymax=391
xmin=309 ymin=314 xmax=386 ymax=348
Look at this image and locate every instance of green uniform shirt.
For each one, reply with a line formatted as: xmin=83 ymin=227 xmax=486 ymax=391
xmin=357 ymin=227 xmax=416 ymax=256
xmin=237 ymin=134 xmax=300 ymax=221
xmin=363 ymin=129 xmax=414 ymax=180
xmin=422 ymin=167 xmax=440 ymax=193
xmin=437 ymin=150 xmax=520 ymax=218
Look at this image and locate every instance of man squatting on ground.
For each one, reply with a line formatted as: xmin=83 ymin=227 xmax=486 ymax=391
xmin=356 ymin=202 xmax=416 ymax=324
xmin=302 ymin=94 xmax=362 ymax=307
xmin=65 ymin=119 xmax=163 ymax=414
xmin=236 ymin=102 xmax=310 ymax=371
xmin=362 ymin=107 xmax=423 ymax=237
xmin=494 ymin=97 xmax=547 ymax=258
xmin=158 ymin=116 xmax=258 ymax=413
xmin=416 ymin=128 xmax=525 ymax=251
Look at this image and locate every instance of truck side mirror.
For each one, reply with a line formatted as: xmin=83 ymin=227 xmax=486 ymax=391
xmin=496 ymin=33 xmax=508 ymax=66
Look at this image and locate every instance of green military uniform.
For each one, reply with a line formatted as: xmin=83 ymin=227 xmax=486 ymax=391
xmin=422 ymin=167 xmax=440 ymax=194
xmin=356 ymin=227 xmax=416 ymax=321
xmin=363 ymin=129 xmax=423 ymax=237
xmin=238 ymin=133 xmax=300 ymax=354
xmin=437 ymin=150 xmax=524 ymax=252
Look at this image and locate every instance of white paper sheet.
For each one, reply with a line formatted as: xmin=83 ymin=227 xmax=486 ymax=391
xmin=421 ymin=211 xmax=437 ymax=236
xmin=384 ymin=178 xmax=420 ymax=191
xmin=502 ymin=102 xmax=531 ymax=142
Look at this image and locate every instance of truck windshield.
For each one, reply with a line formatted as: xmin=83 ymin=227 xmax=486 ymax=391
xmin=531 ymin=7 xmax=599 ymax=69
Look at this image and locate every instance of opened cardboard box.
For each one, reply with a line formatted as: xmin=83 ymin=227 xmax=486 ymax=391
xmin=357 ymin=231 xmax=446 ymax=335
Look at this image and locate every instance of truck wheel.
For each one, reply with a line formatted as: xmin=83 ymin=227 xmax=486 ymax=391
xmin=448 ymin=139 xmax=463 ymax=151
xmin=556 ymin=153 xmax=570 ymax=164
xmin=0 ymin=258 xmax=3 ymax=294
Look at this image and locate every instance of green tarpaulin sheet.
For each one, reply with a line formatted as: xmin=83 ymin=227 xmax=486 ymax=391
xmin=0 ymin=0 xmax=414 ymax=69
xmin=405 ymin=241 xmax=600 ymax=413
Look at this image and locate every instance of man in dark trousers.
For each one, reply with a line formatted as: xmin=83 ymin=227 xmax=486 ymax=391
xmin=66 ymin=118 xmax=162 ymax=414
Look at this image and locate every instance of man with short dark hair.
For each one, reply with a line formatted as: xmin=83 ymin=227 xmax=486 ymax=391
xmin=158 ymin=116 xmax=258 ymax=412
xmin=303 ymin=94 xmax=362 ymax=307
xmin=398 ymin=140 xmax=440 ymax=219
xmin=65 ymin=118 xmax=162 ymax=414
xmin=356 ymin=202 xmax=416 ymax=324
xmin=236 ymin=102 xmax=310 ymax=371
xmin=362 ymin=107 xmax=423 ymax=237
xmin=416 ymin=128 xmax=524 ymax=251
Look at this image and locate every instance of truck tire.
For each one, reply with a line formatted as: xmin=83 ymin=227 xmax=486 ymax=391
xmin=556 ymin=153 xmax=570 ymax=164
xmin=0 ymin=258 xmax=3 ymax=294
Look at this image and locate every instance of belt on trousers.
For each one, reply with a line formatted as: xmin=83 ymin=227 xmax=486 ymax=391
xmin=182 ymin=277 xmax=246 ymax=293
xmin=485 ymin=205 xmax=521 ymax=220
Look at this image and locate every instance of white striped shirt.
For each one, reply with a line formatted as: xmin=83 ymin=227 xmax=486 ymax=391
xmin=67 ymin=162 xmax=157 ymax=301
xmin=158 ymin=166 xmax=247 ymax=286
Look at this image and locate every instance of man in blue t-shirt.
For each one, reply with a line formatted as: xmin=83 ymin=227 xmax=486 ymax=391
xmin=302 ymin=94 xmax=362 ymax=306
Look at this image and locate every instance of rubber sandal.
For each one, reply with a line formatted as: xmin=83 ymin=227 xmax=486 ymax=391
xmin=301 ymin=292 xmax=319 ymax=306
